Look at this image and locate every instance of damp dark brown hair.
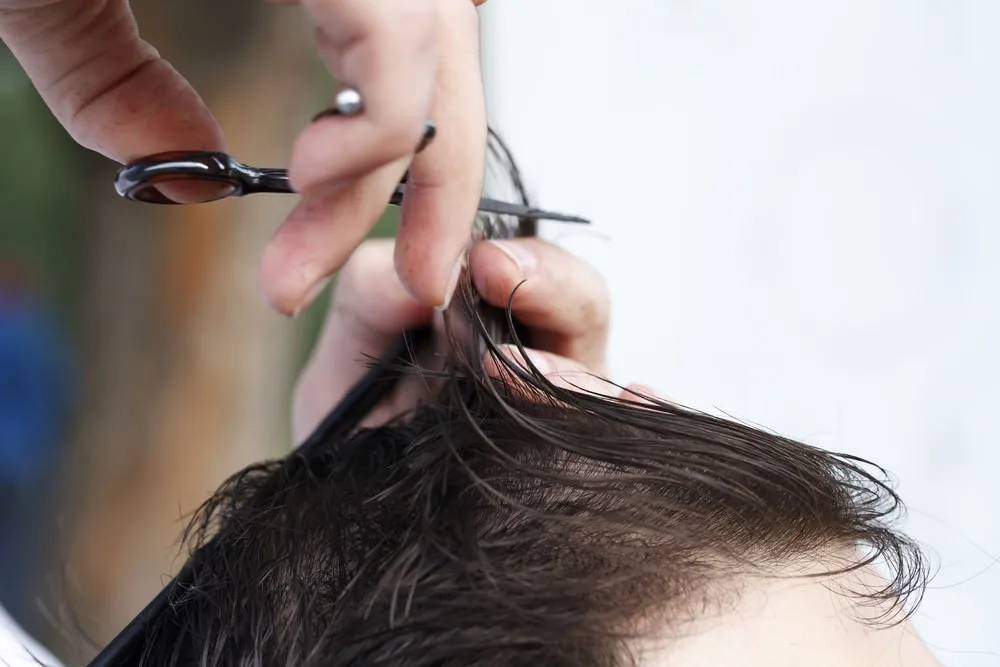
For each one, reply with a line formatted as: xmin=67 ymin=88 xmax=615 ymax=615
xmin=136 ymin=136 xmax=928 ymax=667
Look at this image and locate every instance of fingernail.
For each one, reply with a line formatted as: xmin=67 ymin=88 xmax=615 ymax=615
xmin=434 ymin=255 xmax=465 ymax=311
xmin=488 ymin=240 xmax=537 ymax=275
xmin=292 ymin=275 xmax=332 ymax=318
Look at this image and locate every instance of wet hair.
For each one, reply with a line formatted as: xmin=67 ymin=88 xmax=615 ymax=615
xmin=137 ymin=138 xmax=928 ymax=667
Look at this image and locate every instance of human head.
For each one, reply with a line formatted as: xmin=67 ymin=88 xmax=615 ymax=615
xmin=138 ymin=298 xmax=928 ymax=666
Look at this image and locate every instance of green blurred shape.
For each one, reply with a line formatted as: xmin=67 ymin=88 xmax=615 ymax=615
xmin=0 ymin=49 xmax=79 ymax=310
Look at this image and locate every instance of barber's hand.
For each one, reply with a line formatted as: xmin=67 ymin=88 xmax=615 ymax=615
xmin=293 ymin=237 xmax=635 ymax=444
xmin=0 ymin=0 xmax=487 ymax=315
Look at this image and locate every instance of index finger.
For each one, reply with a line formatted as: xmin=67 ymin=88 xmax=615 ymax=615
xmin=287 ymin=0 xmax=439 ymax=194
xmin=0 ymin=0 xmax=224 ymax=162
xmin=396 ymin=0 xmax=487 ymax=308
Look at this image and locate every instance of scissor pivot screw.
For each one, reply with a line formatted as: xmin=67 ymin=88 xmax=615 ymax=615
xmin=335 ymin=87 xmax=364 ymax=116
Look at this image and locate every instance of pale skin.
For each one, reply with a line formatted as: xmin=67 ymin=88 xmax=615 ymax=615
xmin=294 ymin=237 xmax=943 ymax=666
xmin=0 ymin=0 xmax=489 ymax=315
xmin=640 ymin=562 xmax=944 ymax=666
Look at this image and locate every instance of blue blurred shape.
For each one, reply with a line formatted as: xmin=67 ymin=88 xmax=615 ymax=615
xmin=0 ymin=285 xmax=72 ymax=486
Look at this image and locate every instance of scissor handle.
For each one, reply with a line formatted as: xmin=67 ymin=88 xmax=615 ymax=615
xmin=115 ymin=151 xmax=590 ymax=224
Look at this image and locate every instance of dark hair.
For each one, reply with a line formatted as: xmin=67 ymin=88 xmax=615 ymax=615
xmin=137 ymin=135 xmax=927 ymax=666
xmin=135 ymin=297 xmax=926 ymax=666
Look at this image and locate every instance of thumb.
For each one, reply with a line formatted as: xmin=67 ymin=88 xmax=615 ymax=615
xmin=0 ymin=0 xmax=224 ymax=163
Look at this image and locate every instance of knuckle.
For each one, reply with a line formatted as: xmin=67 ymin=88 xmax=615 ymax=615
xmin=574 ymin=295 xmax=609 ymax=338
xmin=557 ymin=255 xmax=611 ymax=332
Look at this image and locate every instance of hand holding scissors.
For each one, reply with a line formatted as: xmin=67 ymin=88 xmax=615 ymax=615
xmin=1 ymin=0 xmax=491 ymax=314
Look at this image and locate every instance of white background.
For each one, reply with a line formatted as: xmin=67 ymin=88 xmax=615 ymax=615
xmin=482 ymin=2 xmax=999 ymax=665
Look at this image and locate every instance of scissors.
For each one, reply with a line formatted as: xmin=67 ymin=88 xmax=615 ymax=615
xmin=114 ymin=150 xmax=590 ymax=224
xmin=113 ymin=86 xmax=588 ymax=223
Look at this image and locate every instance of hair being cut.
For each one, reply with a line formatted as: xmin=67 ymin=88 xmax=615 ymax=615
xmin=137 ymin=137 xmax=928 ymax=667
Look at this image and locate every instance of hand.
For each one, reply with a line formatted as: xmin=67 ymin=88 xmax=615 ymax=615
xmin=292 ymin=237 xmax=652 ymax=444
xmin=0 ymin=0 xmax=488 ymax=315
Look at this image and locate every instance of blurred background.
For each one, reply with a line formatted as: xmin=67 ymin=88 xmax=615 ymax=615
xmin=482 ymin=1 xmax=999 ymax=665
xmin=0 ymin=1 xmax=398 ymax=662
xmin=1 ymin=1 xmax=998 ymax=666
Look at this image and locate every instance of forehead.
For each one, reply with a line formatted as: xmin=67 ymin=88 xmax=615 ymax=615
xmin=634 ymin=561 xmax=940 ymax=667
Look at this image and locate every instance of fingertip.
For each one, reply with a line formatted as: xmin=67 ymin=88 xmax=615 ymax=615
xmin=258 ymin=249 xmax=288 ymax=315
xmin=469 ymin=240 xmax=537 ymax=308
xmin=258 ymin=242 xmax=319 ymax=317
xmin=262 ymin=160 xmax=409 ymax=316
xmin=394 ymin=233 xmax=467 ymax=310
xmin=76 ymin=56 xmax=226 ymax=163
xmin=292 ymin=276 xmax=334 ymax=318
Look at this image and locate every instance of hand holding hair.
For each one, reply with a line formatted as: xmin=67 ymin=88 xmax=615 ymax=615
xmin=291 ymin=235 xmax=649 ymax=445
xmin=0 ymin=0 xmax=489 ymax=315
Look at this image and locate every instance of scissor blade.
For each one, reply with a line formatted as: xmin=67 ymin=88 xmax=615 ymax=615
xmin=474 ymin=197 xmax=590 ymax=224
xmin=390 ymin=185 xmax=589 ymax=224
